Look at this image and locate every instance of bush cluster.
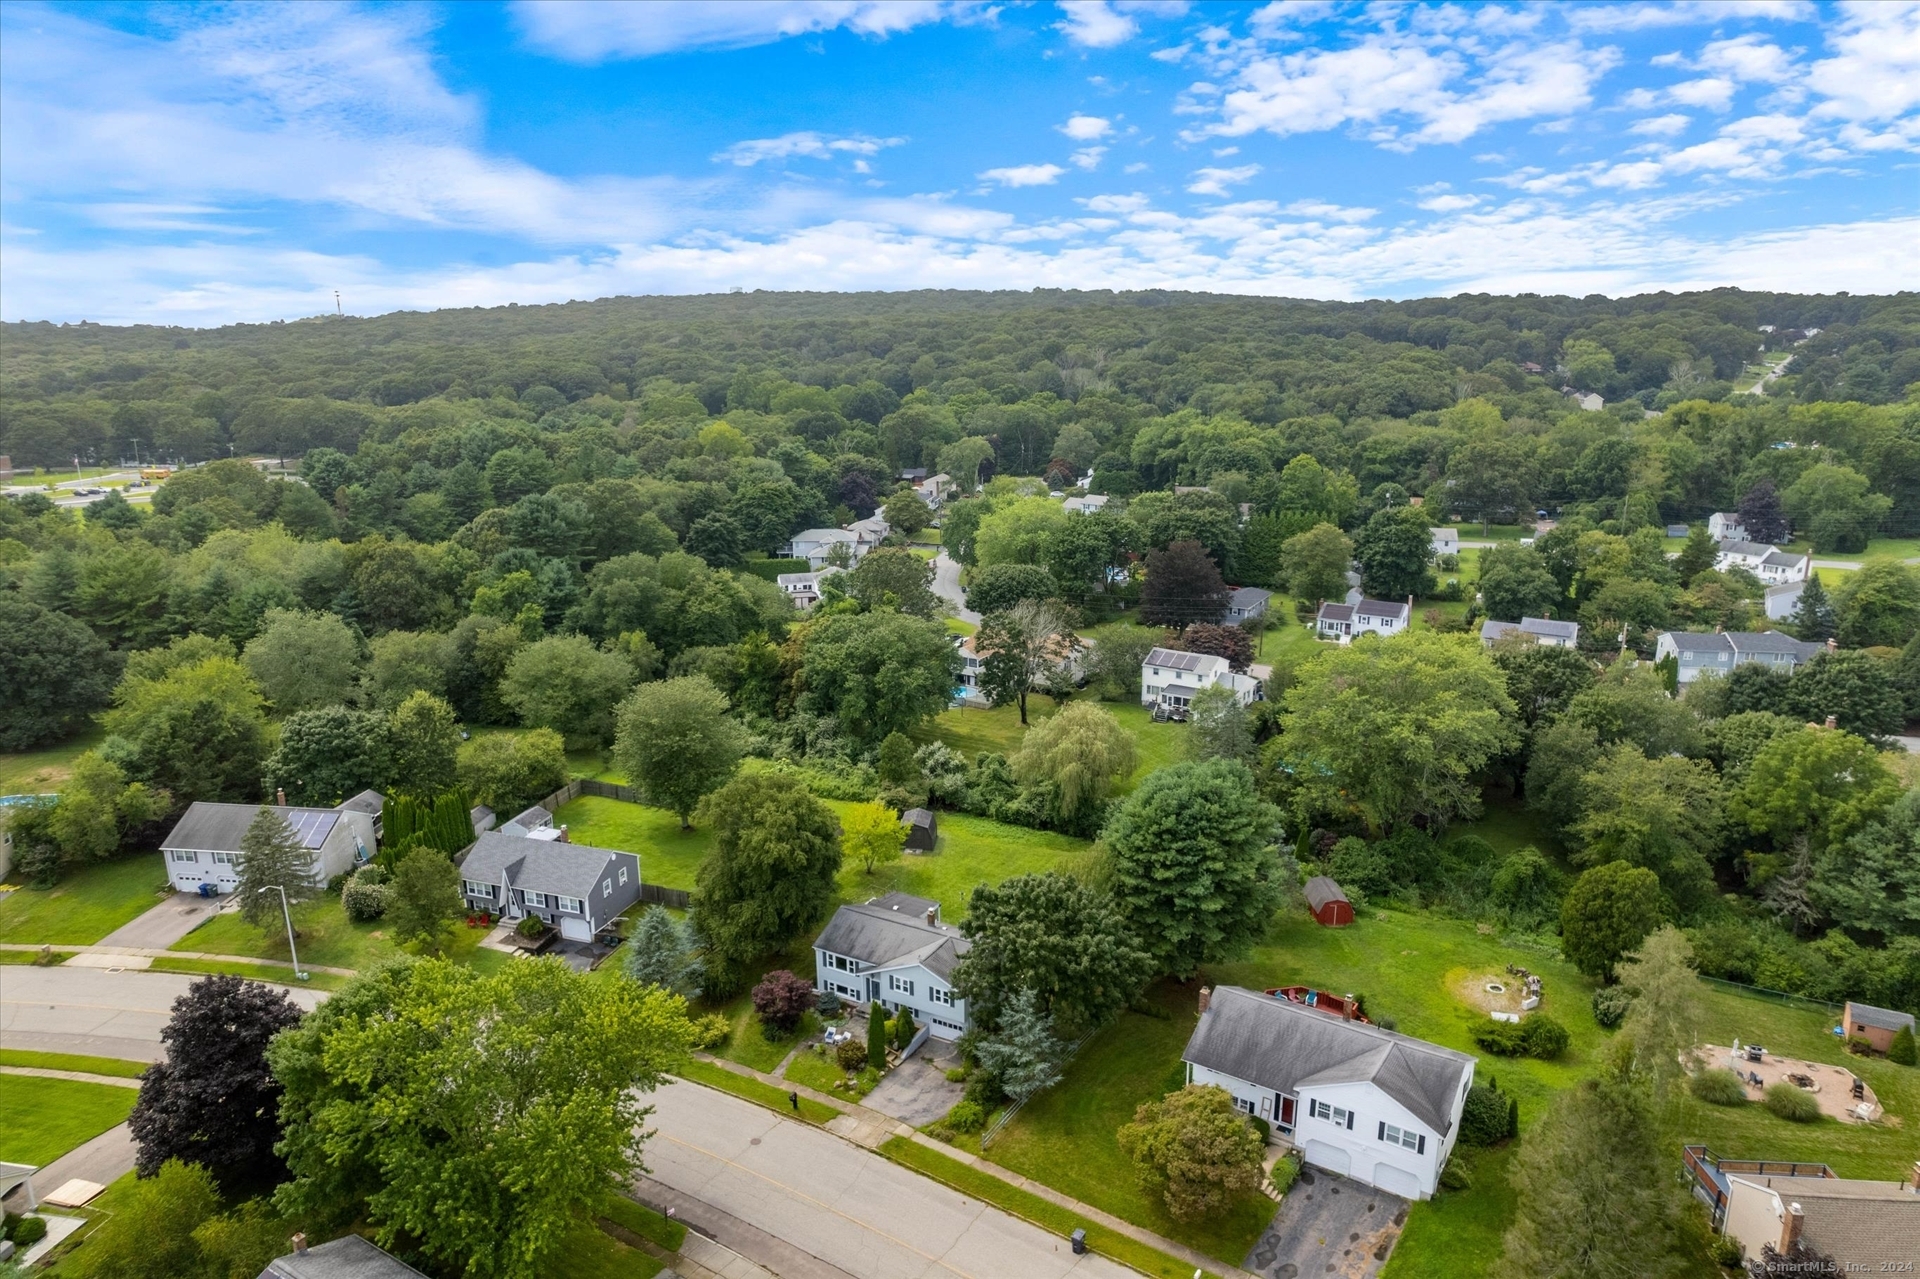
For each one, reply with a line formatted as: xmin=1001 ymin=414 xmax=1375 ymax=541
xmin=1688 ymin=1068 xmax=1749 ymax=1107
xmin=1471 ymin=1013 xmax=1570 ymax=1059
xmin=1762 ymin=1082 xmax=1823 ymax=1123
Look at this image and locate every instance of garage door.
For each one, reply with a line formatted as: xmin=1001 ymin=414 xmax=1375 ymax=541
xmin=1302 ymin=1140 xmax=1350 ymax=1177
xmin=1371 ymin=1162 xmax=1421 ymax=1199
xmin=559 ymin=915 xmax=592 ymax=942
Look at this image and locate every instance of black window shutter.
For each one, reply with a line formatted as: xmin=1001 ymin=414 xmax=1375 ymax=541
xmin=1347 ymin=1111 xmax=1354 ymax=1130
xmin=1417 ymin=1135 xmax=1426 ymax=1154
xmin=1377 ymin=1121 xmax=1386 ymax=1140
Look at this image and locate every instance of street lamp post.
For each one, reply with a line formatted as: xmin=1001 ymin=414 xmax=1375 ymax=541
xmin=260 ymin=886 xmax=309 ymax=981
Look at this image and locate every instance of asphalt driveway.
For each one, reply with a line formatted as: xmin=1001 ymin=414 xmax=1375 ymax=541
xmin=1244 ymin=1166 xmax=1409 ymax=1279
xmin=93 ymin=894 xmax=222 ymax=950
xmin=863 ymin=1041 xmax=965 ymax=1127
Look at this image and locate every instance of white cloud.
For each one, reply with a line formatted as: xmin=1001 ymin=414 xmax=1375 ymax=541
xmin=1080 ymin=192 xmax=1151 ymax=212
xmin=1418 ymin=193 xmax=1480 ymax=212
xmin=1054 ymin=1 xmax=1187 ymax=50
xmin=1060 ymin=114 xmax=1113 ymax=140
xmin=1629 ymin=113 xmax=1693 ymax=136
xmin=1281 ymin=199 xmax=1376 ymax=222
xmin=513 ymin=0 xmax=965 ymax=61
xmin=1667 ymin=77 xmax=1738 ymax=111
xmin=1070 ymin=146 xmax=1108 ymax=170
xmin=1564 ymin=1 xmax=1814 ymax=34
xmin=1698 ymin=34 xmax=1798 ymax=83
xmin=980 ymin=163 xmax=1067 ymax=186
xmin=1248 ymin=1 xmax=1337 ymax=39
xmin=1123 ymin=161 xmax=1151 ymax=173
xmin=714 ymin=132 xmax=905 ymax=165
xmin=1807 ymin=1 xmax=1920 ymax=123
xmin=1187 ymin=164 xmax=1261 ymax=195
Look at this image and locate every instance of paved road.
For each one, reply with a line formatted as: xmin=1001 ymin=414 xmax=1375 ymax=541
xmin=0 ymin=966 xmax=324 ymax=1062
xmin=647 ymin=1078 xmax=1134 ymax=1279
xmin=93 ymin=895 xmax=222 ymax=950
xmin=931 ymin=552 xmax=980 ymax=625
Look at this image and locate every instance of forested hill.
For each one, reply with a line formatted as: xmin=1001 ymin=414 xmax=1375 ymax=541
xmin=3 ymin=288 xmax=1916 ymax=476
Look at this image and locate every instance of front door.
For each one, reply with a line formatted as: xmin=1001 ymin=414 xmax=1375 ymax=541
xmin=1278 ymin=1096 xmax=1296 ymax=1133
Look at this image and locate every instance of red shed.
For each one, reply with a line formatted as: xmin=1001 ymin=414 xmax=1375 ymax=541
xmin=1304 ymin=876 xmax=1354 ymax=927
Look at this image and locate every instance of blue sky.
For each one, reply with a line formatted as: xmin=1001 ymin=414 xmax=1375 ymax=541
xmin=2 ymin=0 xmax=1915 ymax=325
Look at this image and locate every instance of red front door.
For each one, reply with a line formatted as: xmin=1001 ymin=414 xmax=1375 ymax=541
xmin=1278 ymin=1096 xmax=1296 ymax=1133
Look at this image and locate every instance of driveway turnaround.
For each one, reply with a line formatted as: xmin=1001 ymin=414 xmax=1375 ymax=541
xmin=1244 ymin=1166 xmax=1408 ymax=1279
xmin=0 ymin=965 xmax=325 ymax=1062
xmin=645 ymin=1077 xmax=1136 ymax=1279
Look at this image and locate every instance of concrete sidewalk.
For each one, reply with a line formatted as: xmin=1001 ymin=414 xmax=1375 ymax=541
xmin=648 ymin=1077 xmax=1137 ymax=1279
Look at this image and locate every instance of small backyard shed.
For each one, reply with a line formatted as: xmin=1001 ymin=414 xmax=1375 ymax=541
xmin=1842 ymin=1000 xmax=1915 ymax=1054
xmin=901 ymin=808 xmax=938 ymax=853
xmin=1304 ymin=876 xmax=1354 ymax=927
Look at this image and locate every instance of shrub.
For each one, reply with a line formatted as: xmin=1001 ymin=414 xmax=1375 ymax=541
xmin=341 ymin=876 xmax=392 ymax=923
xmin=817 ymin=988 xmax=842 ymax=1016
xmin=1762 ymin=1082 xmax=1822 ymax=1123
xmin=1327 ymin=836 xmax=1393 ymax=901
xmin=964 ymin=1070 xmax=1006 ymax=1108
xmin=515 ymin=915 xmax=546 ymax=939
xmin=892 ymin=1010 xmax=917 ymax=1049
xmin=1519 ymin=1014 xmax=1570 ymax=1059
xmin=1689 ymin=1068 xmax=1749 ymax=1107
xmin=834 ymin=1038 xmax=869 ymax=1072
xmin=926 ymin=1123 xmax=957 ymax=1144
xmin=1709 ymin=1235 xmax=1744 ymax=1268
xmin=9 ymin=1215 xmax=47 ymax=1246
xmin=752 ymin=970 xmax=816 ymax=1037
xmin=1471 ymin=1017 xmax=1529 ymax=1056
xmin=946 ymin=1100 xmax=986 ymax=1132
xmin=1267 ymin=1152 xmax=1300 ymax=1197
xmin=1591 ymin=986 xmax=1633 ymax=1029
xmin=944 ymin=1066 xmax=969 ymax=1083
xmin=688 ymin=1013 xmax=731 ymax=1050
xmin=1460 ymin=1083 xmax=1511 ymax=1146
xmin=1892 ymin=1024 xmax=1918 ymax=1066
xmin=1438 ymin=1160 xmax=1473 ymax=1191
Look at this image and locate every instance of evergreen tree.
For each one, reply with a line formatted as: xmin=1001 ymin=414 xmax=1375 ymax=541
xmin=975 ymin=988 xmax=1064 ymax=1101
xmin=1787 ymin=574 xmax=1836 ymax=641
xmin=1674 ymin=525 xmax=1716 ymax=585
xmin=867 ymin=1000 xmax=888 ymax=1070
xmin=235 ymin=807 xmax=322 ymax=930
xmin=1186 ymin=684 xmax=1254 ymax=763
xmin=1890 ymin=1024 xmax=1917 ymax=1066
xmin=623 ymin=907 xmax=703 ymax=998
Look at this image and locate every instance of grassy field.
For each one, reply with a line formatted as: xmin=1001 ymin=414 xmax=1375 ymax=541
xmin=0 ymin=858 xmax=167 ymax=944
xmin=0 ymin=725 xmax=105 ymax=796
xmin=918 ymin=697 xmax=1186 ymax=795
xmin=823 ymin=800 xmax=1092 ymax=917
xmin=0 ymin=1049 xmax=148 ymax=1078
xmin=0 ymin=1075 xmax=137 ymax=1166
xmin=146 ymin=956 xmax=355 ymax=990
xmin=172 ymin=894 xmax=505 ymax=972
xmin=676 ymin=1060 xmax=842 ymax=1124
xmin=554 ymin=796 xmax=714 ymax=890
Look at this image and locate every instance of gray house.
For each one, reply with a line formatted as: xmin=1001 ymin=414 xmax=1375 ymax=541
xmin=257 ymin=1234 xmax=428 ymax=1279
xmin=161 ymin=797 xmax=378 ymax=896
xmin=813 ymin=892 xmax=970 ymax=1039
xmin=1479 ymin=616 xmax=1580 ymax=649
xmin=1654 ymin=630 xmax=1830 ymax=686
xmin=1225 ymin=586 xmax=1272 ymax=622
xmin=456 ymin=832 xmax=640 ymax=943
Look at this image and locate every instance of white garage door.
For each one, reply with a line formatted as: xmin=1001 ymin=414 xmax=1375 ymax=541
xmin=1302 ymin=1139 xmax=1350 ymax=1177
xmin=1371 ymin=1162 xmax=1421 ymax=1199
xmin=559 ymin=915 xmax=593 ymax=942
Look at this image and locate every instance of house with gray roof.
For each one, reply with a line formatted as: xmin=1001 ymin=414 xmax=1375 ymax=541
xmin=1715 ymin=540 xmax=1811 ymax=584
xmin=1717 ymin=1164 xmax=1920 ymax=1273
xmin=813 ymin=892 xmax=971 ymax=1039
xmin=1654 ymin=630 xmax=1830 ymax=686
xmin=1182 ymin=985 xmax=1475 ymax=1200
xmin=1139 ymin=647 xmax=1262 ymax=713
xmin=161 ymin=796 xmax=378 ymax=896
xmin=1314 ymin=597 xmax=1411 ymax=643
xmin=257 ymin=1234 xmax=428 ymax=1279
xmin=1224 ymin=586 xmax=1272 ymax=622
xmin=1480 ymin=616 xmax=1581 ymax=649
xmin=498 ymin=805 xmax=558 ymax=840
xmin=456 ymin=831 xmax=640 ymax=943
xmin=1765 ymin=579 xmax=1808 ymax=621
xmin=1842 ymin=1000 xmax=1916 ymax=1056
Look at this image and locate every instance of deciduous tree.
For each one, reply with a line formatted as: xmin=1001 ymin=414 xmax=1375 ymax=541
xmin=965 ymin=563 xmax=1058 ymax=614
xmin=845 ymin=546 xmax=940 ymax=617
xmin=500 ymin=634 xmax=635 ymax=748
xmin=612 ymin=675 xmax=745 ymax=829
xmin=690 ymin=772 xmax=842 ymax=995
xmin=977 ymin=599 xmax=1077 ymax=726
xmin=842 ymin=799 xmax=908 ymax=873
xmin=1279 ymin=523 xmax=1353 ymax=607
xmin=1571 ymin=745 xmax=1722 ymax=910
xmin=1353 ymin=504 xmax=1434 ymax=601
xmin=797 ymin=611 xmax=959 ymax=746
xmin=1560 ymin=861 xmax=1665 ymax=982
xmin=105 ymin=653 xmax=272 ymax=804
xmin=387 ymin=846 xmax=460 ymax=953
xmin=386 ymin=691 xmax=460 ymax=797
xmin=457 ymin=728 xmax=569 ymax=815
xmin=1187 ymin=684 xmax=1254 ymax=763
xmin=241 ymin=608 xmax=361 ymax=714
xmin=1730 ymin=726 xmax=1900 ymax=853
xmin=1009 ymin=700 xmax=1135 ymax=828
xmin=1116 ymin=1085 xmax=1266 ymax=1223
xmin=0 ymin=597 xmax=118 ymax=750
xmin=1836 ymin=561 xmax=1920 ymax=648
xmin=263 ymin=706 xmax=390 ymax=807
xmin=954 ymin=872 xmax=1151 ymax=1034
xmin=1140 ymin=538 xmax=1230 ymax=629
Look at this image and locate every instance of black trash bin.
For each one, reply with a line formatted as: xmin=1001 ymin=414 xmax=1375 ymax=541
xmin=1070 ymin=1228 xmax=1087 ymax=1255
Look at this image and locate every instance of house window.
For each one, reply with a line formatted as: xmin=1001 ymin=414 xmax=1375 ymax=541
xmin=888 ymin=974 xmax=916 ymax=997
xmin=1309 ymin=1100 xmax=1353 ymax=1129
xmin=930 ymin=988 xmax=953 ymax=1007
xmin=1233 ymin=1096 xmax=1255 ymax=1117
xmin=557 ymin=896 xmax=585 ymax=914
xmin=1379 ymin=1123 xmax=1422 ymax=1152
xmin=210 ymin=852 xmax=236 ymax=866
xmin=603 ymin=880 xmax=612 ymax=898
xmin=463 ymin=881 xmax=494 ymax=899
xmin=169 ymin=850 xmax=198 ymax=864
xmin=524 ymin=891 xmax=548 ymax=908
xmin=618 ymin=867 xmax=628 ymax=885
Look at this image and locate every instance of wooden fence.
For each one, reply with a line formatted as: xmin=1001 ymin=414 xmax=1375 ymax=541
xmin=527 ymin=779 xmax=690 ymax=909
xmin=640 ymin=883 xmax=692 ymax=909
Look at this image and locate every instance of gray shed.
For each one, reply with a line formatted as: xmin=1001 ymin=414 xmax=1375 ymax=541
xmin=901 ymin=808 xmax=938 ymax=852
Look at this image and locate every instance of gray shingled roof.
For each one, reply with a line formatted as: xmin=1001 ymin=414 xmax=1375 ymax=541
xmin=814 ymin=895 xmax=971 ymax=980
xmin=1761 ymin=551 xmax=1807 ymax=569
xmin=257 ymin=1234 xmax=429 ymax=1279
xmin=1317 ymin=603 xmax=1355 ymax=623
xmin=1303 ymin=877 xmax=1348 ymax=911
xmin=1847 ymin=1002 xmax=1917 ymax=1033
xmin=338 ymin=790 xmax=384 ymax=817
xmin=1663 ymin=630 xmax=1823 ymax=660
xmin=1229 ymin=587 xmax=1272 ymax=610
xmin=1356 ymin=598 xmax=1409 ymax=620
xmin=456 ymin=831 xmax=632 ymax=899
xmin=1733 ymin=1175 xmax=1920 ymax=1272
xmin=902 ymin=808 xmax=935 ymax=829
xmin=1184 ymin=986 xmax=1473 ymax=1135
xmin=503 ymin=805 xmax=552 ymax=830
xmin=1718 ymin=539 xmax=1778 ymax=557
xmin=163 ymin=803 xmax=338 ymax=854
xmin=1519 ymin=617 xmax=1579 ymax=640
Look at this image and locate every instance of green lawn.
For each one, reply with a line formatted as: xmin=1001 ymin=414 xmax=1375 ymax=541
xmin=172 ymin=894 xmax=504 ymax=972
xmin=676 ymin=1060 xmax=842 ymax=1124
xmin=918 ymin=697 xmax=1185 ymax=795
xmin=0 ymin=725 xmax=105 ymax=796
xmin=1380 ymin=1144 xmax=1517 ymax=1279
xmin=0 ymin=1075 xmax=137 ymax=1166
xmin=0 ymin=858 xmax=168 ymax=944
xmin=600 ymin=1194 xmax=687 ymax=1252
xmin=547 ymin=1217 xmax=665 ymax=1279
xmin=146 ymin=956 xmax=354 ymax=990
xmin=0 ymin=1049 xmax=148 ymax=1078
xmin=824 ymin=801 xmax=1093 ymax=918
xmin=553 ymin=796 xmax=714 ymax=890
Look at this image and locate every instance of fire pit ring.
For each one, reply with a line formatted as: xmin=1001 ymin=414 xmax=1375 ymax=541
xmin=1485 ymin=982 xmax=1506 ymax=995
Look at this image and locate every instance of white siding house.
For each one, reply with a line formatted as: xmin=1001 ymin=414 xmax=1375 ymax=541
xmin=1708 ymin=512 xmax=1748 ymax=542
xmin=1314 ymin=598 xmax=1412 ymax=642
xmin=1430 ymin=528 xmax=1460 ymax=557
xmin=1183 ymin=986 xmax=1474 ymax=1200
xmin=1715 ymin=540 xmax=1810 ymax=584
xmin=1479 ymin=617 xmax=1581 ymax=649
xmin=786 ymin=528 xmax=861 ymax=568
xmin=161 ymin=798 xmax=378 ymax=896
xmin=1062 ymin=494 xmax=1110 ymax=515
xmin=1655 ymin=630 xmax=1830 ymax=686
xmin=777 ymin=566 xmax=843 ymax=610
xmin=813 ymin=893 xmax=970 ymax=1039
xmin=1139 ymin=647 xmax=1261 ymax=712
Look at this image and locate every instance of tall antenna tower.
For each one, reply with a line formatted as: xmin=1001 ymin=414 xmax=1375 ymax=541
xmin=334 ymin=290 xmax=343 ymax=317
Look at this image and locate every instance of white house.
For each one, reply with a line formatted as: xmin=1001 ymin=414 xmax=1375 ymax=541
xmin=498 ymin=804 xmax=564 ymax=841
xmin=847 ymin=514 xmax=891 ymax=550
xmin=786 ymin=528 xmax=860 ymax=568
xmin=813 ymin=892 xmax=970 ymax=1040
xmin=1765 ymin=580 xmax=1807 ymax=621
xmin=1655 ymin=630 xmax=1830 ymax=686
xmin=160 ymin=796 xmax=379 ymax=896
xmin=1183 ymin=986 xmax=1475 ymax=1200
xmin=915 ymin=473 xmax=955 ymax=508
xmin=1314 ymin=598 xmax=1412 ymax=643
xmin=456 ymin=831 xmax=640 ymax=943
xmin=1715 ymin=540 xmax=1811 ymax=584
xmin=1574 ymin=392 xmax=1604 ymax=412
xmin=1225 ymin=586 xmax=1272 ymax=622
xmin=1140 ymin=647 xmax=1262 ymax=713
xmin=957 ymin=632 xmax=1082 ymax=705
xmin=1479 ymin=616 xmax=1581 ymax=649
xmin=1708 ymin=512 xmax=1748 ymax=542
xmin=1430 ymin=527 xmax=1460 ymax=557
xmin=1062 ymin=493 xmax=1110 ymax=515
xmin=777 ymin=566 xmax=843 ymax=610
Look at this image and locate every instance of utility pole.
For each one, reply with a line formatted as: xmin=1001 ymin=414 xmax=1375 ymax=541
xmin=335 ymin=290 xmax=343 ymax=317
xmin=260 ymin=885 xmax=310 ymax=981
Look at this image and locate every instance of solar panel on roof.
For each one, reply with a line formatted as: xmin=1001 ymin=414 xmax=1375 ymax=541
xmin=1145 ymin=649 xmax=1205 ymax=671
xmin=284 ymin=810 xmax=339 ymax=848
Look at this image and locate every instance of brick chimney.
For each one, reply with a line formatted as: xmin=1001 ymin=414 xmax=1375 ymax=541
xmin=558 ymin=825 xmax=570 ymax=843
xmin=291 ymin=1233 xmax=309 ymax=1254
xmin=1197 ymin=986 xmax=1212 ymax=1015
xmin=1779 ymin=1203 xmax=1804 ymax=1254
xmin=925 ymin=906 xmax=938 ymax=927
xmin=1343 ymin=993 xmax=1356 ymax=1021
xmin=275 ymin=788 xmax=286 ymax=806
xmin=1824 ymin=715 xmax=1838 ymax=730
